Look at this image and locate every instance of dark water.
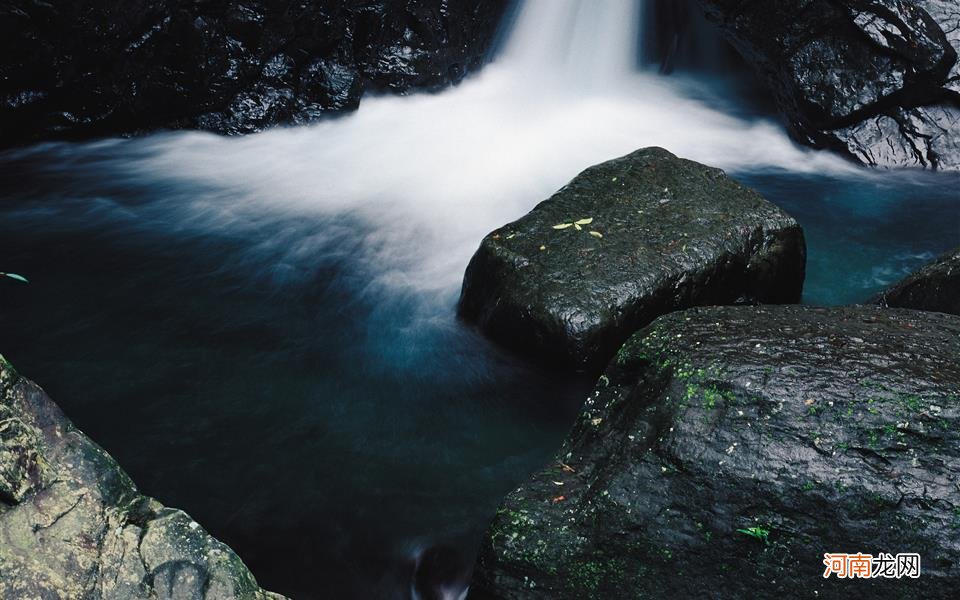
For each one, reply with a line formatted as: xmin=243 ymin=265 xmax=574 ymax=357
xmin=737 ymin=170 xmax=960 ymax=305
xmin=0 ymin=139 xmax=957 ymax=599
xmin=0 ymin=145 xmax=592 ymax=598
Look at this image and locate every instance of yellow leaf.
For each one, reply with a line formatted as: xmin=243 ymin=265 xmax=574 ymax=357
xmin=552 ymin=223 xmax=573 ymax=229
xmin=589 ymin=231 xmax=603 ymax=238
xmin=539 ymin=245 xmax=546 ymax=251
xmin=574 ymin=223 xmax=582 ymax=230
xmin=575 ymin=217 xmax=593 ymax=225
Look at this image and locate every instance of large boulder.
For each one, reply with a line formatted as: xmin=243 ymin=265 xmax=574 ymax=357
xmin=0 ymin=0 xmax=508 ymax=145
xmin=471 ymin=305 xmax=960 ymax=599
xmin=699 ymin=0 xmax=960 ymax=170
xmin=875 ymin=246 xmax=960 ymax=315
xmin=457 ymin=147 xmax=805 ymax=372
xmin=0 ymin=355 xmax=284 ymax=600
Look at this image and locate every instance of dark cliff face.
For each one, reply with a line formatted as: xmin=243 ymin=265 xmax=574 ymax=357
xmin=0 ymin=0 xmax=508 ymax=145
xmin=699 ymin=0 xmax=960 ymax=170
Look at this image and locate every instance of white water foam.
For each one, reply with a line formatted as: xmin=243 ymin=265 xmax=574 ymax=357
xmin=34 ymin=0 xmax=861 ymax=298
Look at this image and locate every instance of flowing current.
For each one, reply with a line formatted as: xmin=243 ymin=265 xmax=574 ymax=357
xmin=8 ymin=0 xmax=858 ymax=300
xmin=1 ymin=1 xmax=957 ymax=598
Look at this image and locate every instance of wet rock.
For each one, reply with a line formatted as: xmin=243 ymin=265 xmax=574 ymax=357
xmin=0 ymin=0 xmax=508 ymax=146
xmin=700 ymin=0 xmax=960 ymax=170
xmin=0 ymin=355 xmax=284 ymax=600
xmin=472 ymin=305 xmax=960 ymax=599
xmin=875 ymin=246 xmax=960 ymax=315
xmin=457 ymin=147 xmax=805 ymax=372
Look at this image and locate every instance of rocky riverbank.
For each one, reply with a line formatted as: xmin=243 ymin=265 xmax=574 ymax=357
xmin=0 ymin=356 xmax=283 ymax=600
xmin=471 ymin=305 xmax=960 ymax=598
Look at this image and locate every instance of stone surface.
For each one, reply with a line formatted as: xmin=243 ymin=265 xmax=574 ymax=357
xmin=0 ymin=0 xmax=507 ymax=145
xmin=0 ymin=355 xmax=284 ymax=600
xmin=700 ymin=0 xmax=960 ymax=170
xmin=457 ymin=147 xmax=805 ymax=372
xmin=472 ymin=305 xmax=960 ymax=599
xmin=875 ymin=246 xmax=960 ymax=315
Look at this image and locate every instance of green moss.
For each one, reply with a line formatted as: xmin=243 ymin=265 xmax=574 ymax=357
xmin=564 ymin=555 xmax=629 ymax=596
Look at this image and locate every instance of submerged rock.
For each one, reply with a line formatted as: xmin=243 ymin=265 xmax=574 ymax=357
xmin=0 ymin=356 xmax=284 ymax=600
xmin=700 ymin=0 xmax=960 ymax=170
xmin=0 ymin=0 xmax=507 ymax=145
xmin=457 ymin=147 xmax=805 ymax=372
xmin=471 ymin=305 xmax=960 ymax=599
xmin=875 ymin=246 xmax=960 ymax=315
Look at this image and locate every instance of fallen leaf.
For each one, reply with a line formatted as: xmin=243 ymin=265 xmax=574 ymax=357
xmin=552 ymin=481 xmax=565 ymax=486
xmin=1 ymin=273 xmax=28 ymax=283
xmin=575 ymin=218 xmax=593 ymax=225
xmin=552 ymin=495 xmax=566 ymax=503
xmin=559 ymin=463 xmax=576 ymax=473
xmin=539 ymin=245 xmax=546 ymax=251
xmin=589 ymin=231 xmax=603 ymax=238
xmin=552 ymin=223 xmax=573 ymax=230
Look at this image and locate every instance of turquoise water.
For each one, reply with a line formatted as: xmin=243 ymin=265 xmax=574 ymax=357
xmin=735 ymin=170 xmax=960 ymax=305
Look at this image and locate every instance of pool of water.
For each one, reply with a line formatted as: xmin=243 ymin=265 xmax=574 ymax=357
xmin=0 ymin=144 xmax=595 ymax=598
xmin=1 ymin=140 xmax=956 ymax=598
xmin=736 ymin=169 xmax=960 ymax=306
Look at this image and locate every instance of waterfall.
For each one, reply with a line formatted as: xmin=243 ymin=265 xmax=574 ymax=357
xmin=8 ymin=0 xmax=857 ymax=304
xmin=501 ymin=0 xmax=642 ymax=84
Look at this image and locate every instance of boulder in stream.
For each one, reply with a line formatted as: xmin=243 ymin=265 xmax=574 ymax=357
xmin=472 ymin=305 xmax=960 ymax=599
xmin=458 ymin=147 xmax=805 ymax=372
xmin=0 ymin=356 xmax=284 ymax=600
xmin=875 ymin=246 xmax=960 ymax=316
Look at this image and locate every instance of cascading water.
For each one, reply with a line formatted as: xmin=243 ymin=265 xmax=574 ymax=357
xmin=0 ymin=1 xmax=957 ymax=598
xmin=52 ymin=0 xmax=856 ymax=300
xmin=501 ymin=0 xmax=641 ymax=82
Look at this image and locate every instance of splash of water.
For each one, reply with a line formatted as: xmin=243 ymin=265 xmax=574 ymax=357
xmin=9 ymin=0 xmax=858 ymax=300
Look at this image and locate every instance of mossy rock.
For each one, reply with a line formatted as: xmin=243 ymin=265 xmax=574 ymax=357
xmin=471 ymin=305 xmax=960 ymax=599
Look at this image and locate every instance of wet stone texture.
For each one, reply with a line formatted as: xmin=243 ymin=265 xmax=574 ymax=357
xmin=0 ymin=0 xmax=508 ymax=145
xmin=0 ymin=356 xmax=284 ymax=600
xmin=875 ymin=245 xmax=960 ymax=315
xmin=458 ymin=147 xmax=805 ymax=372
xmin=700 ymin=0 xmax=960 ymax=170
xmin=471 ymin=305 xmax=960 ymax=599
